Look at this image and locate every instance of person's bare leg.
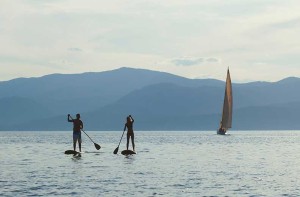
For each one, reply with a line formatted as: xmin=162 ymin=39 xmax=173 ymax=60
xmin=126 ymin=133 xmax=129 ymax=150
xmin=131 ymin=134 xmax=135 ymax=151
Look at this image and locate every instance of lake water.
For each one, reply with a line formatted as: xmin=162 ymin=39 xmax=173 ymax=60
xmin=1 ymin=131 xmax=300 ymax=197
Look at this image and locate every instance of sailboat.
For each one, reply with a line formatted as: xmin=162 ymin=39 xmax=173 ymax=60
xmin=217 ymin=68 xmax=233 ymax=135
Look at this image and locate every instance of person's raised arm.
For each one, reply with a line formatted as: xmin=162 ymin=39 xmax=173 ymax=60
xmin=67 ymin=114 xmax=73 ymax=122
xmin=130 ymin=115 xmax=134 ymax=123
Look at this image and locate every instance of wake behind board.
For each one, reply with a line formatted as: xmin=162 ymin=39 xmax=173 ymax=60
xmin=121 ymin=150 xmax=136 ymax=155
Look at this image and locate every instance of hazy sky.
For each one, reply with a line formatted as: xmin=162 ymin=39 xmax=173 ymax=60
xmin=1 ymin=0 xmax=300 ymax=82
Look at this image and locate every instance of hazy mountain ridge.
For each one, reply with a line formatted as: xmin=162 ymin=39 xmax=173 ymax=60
xmin=0 ymin=68 xmax=223 ymax=115
xmin=1 ymin=67 xmax=300 ymax=131
xmin=0 ymin=96 xmax=54 ymax=127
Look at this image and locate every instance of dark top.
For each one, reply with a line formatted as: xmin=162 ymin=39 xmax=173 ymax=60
xmin=68 ymin=119 xmax=83 ymax=133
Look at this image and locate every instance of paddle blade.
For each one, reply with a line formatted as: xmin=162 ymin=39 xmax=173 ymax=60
xmin=113 ymin=146 xmax=119 ymax=154
xmin=94 ymin=143 xmax=101 ymax=150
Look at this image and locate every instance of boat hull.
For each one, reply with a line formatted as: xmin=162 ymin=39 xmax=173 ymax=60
xmin=217 ymin=129 xmax=227 ymax=135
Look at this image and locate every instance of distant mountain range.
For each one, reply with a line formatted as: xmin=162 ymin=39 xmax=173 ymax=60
xmin=1 ymin=67 xmax=300 ymax=131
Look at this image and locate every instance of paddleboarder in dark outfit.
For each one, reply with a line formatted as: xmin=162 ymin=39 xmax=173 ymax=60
xmin=124 ymin=115 xmax=135 ymax=151
xmin=68 ymin=114 xmax=83 ymax=152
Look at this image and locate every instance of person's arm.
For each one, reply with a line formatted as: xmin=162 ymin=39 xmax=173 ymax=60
xmin=124 ymin=123 xmax=127 ymax=131
xmin=81 ymin=121 xmax=83 ymax=130
xmin=129 ymin=115 xmax=134 ymax=123
xmin=67 ymin=114 xmax=73 ymax=122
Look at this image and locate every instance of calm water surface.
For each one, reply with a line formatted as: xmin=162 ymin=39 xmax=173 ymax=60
xmin=1 ymin=131 xmax=300 ymax=196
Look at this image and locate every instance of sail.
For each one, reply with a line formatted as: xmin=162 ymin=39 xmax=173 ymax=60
xmin=221 ymin=69 xmax=233 ymax=130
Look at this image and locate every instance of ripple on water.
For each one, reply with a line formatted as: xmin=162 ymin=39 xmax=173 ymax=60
xmin=2 ymin=131 xmax=300 ymax=196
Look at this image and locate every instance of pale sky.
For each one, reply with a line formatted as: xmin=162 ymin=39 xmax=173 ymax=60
xmin=1 ymin=0 xmax=300 ymax=82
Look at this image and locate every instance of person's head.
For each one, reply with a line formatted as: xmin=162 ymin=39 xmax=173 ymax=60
xmin=76 ymin=114 xmax=80 ymax=119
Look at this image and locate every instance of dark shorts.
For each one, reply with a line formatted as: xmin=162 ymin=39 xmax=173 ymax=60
xmin=73 ymin=132 xmax=82 ymax=143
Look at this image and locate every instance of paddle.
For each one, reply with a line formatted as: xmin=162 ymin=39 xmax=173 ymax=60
xmin=69 ymin=115 xmax=101 ymax=150
xmin=81 ymin=129 xmax=101 ymax=150
xmin=113 ymin=127 xmax=126 ymax=154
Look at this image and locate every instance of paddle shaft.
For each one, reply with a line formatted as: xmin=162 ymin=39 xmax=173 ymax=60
xmin=117 ymin=129 xmax=126 ymax=148
xmin=81 ymin=129 xmax=96 ymax=144
xmin=113 ymin=128 xmax=126 ymax=154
